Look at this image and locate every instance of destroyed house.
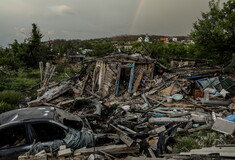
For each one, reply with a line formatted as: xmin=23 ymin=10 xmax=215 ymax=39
xmin=91 ymin=53 xmax=164 ymax=97
xmin=68 ymin=54 xmax=85 ymax=63
xmin=65 ymin=49 xmax=85 ymax=63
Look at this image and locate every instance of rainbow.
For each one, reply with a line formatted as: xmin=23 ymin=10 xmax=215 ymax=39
xmin=130 ymin=0 xmax=145 ymax=34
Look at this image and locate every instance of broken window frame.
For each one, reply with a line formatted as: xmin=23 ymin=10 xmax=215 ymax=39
xmin=115 ymin=65 xmax=135 ymax=96
xmin=29 ymin=121 xmax=68 ymax=143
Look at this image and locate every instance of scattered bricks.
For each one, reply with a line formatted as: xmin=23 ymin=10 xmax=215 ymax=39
xmin=59 ymin=145 xmax=66 ymax=150
xmin=58 ymin=148 xmax=72 ymax=157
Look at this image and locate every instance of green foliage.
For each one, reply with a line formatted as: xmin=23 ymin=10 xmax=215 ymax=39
xmin=131 ymin=42 xmax=146 ymax=53
xmin=190 ymin=0 xmax=235 ymax=63
xmin=110 ymin=103 xmax=118 ymax=109
xmin=80 ymin=41 xmax=92 ymax=49
xmin=0 ymin=101 xmax=16 ymax=114
xmin=173 ymin=136 xmax=199 ymax=153
xmin=56 ymin=62 xmax=68 ymax=73
xmin=2 ymin=23 xmax=56 ymax=69
xmin=86 ymin=42 xmax=115 ymax=56
xmin=147 ymin=42 xmax=196 ymax=66
xmin=0 ymin=90 xmax=24 ymax=105
xmin=86 ymin=65 xmax=94 ymax=74
xmin=0 ymin=69 xmax=40 ymax=91
xmin=64 ymin=67 xmax=81 ymax=76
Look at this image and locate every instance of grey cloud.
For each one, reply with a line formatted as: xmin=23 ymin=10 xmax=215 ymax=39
xmin=0 ymin=0 xmax=229 ymax=47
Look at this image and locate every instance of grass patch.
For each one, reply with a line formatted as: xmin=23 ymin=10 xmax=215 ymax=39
xmin=173 ymin=136 xmax=199 ymax=153
xmin=0 ymin=69 xmax=40 ymax=91
xmin=172 ymin=130 xmax=222 ymax=153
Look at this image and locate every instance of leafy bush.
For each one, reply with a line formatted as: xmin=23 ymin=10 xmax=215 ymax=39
xmin=0 ymin=101 xmax=16 ymax=114
xmin=0 ymin=90 xmax=24 ymax=105
xmin=56 ymin=62 xmax=68 ymax=73
xmin=64 ymin=67 xmax=81 ymax=76
xmin=25 ymin=69 xmax=41 ymax=79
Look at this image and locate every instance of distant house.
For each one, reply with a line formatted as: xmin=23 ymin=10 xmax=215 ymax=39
xmin=68 ymin=54 xmax=85 ymax=63
xmin=115 ymin=44 xmax=133 ymax=52
xmin=160 ymin=37 xmax=168 ymax=42
xmin=172 ymin=37 xmax=178 ymax=42
xmin=144 ymin=34 xmax=150 ymax=42
xmin=137 ymin=37 xmax=143 ymax=42
xmin=180 ymin=40 xmax=194 ymax=44
xmin=137 ymin=34 xmax=150 ymax=43
xmin=65 ymin=49 xmax=85 ymax=63
xmin=81 ymin=49 xmax=93 ymax=55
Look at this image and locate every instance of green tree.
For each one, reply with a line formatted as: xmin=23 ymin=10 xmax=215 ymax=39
xmin=190 ymin=0 xmax=235 ymax=63
xmin=9 ymin=23 xmax=55 ymax=68
xmin=86 ymin=42 xmax=115 ymax=56
xmin=27 ymin=23 xmax=43 ymax=66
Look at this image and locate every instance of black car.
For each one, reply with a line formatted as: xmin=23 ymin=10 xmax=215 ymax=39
xmin=0 ymin=106 xmax=88 ymax=160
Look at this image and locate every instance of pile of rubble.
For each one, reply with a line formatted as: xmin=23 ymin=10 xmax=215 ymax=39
xmin=22 ymin=54 xmax=235 ymax=159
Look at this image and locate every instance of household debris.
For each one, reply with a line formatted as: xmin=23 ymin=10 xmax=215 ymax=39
xmin=20 ymin=54 xmax=235 ymax=159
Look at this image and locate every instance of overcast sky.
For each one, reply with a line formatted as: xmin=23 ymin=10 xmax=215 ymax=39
xmin=0 ymin=0 xmax=227 ymax=47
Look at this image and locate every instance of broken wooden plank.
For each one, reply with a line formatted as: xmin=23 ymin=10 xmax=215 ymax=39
xmin=141 ymin=94 xmax=153 ymax=108
xmin=39 ymin=61 xmax=43 ymax=83
xmin=85 ymin=88 xmax=101 ymax=99
xmin=58 ymin=148 xmax=72 ymax=157
xmin=117 ymin=124 xmax=137 ymax=134
xmin=148 ymin=125 xmax=166 ymax=134
xmin=132 ymin=70 xmax=144 ymax=93
xmin=81 ymin=74 xmax=89 ymax=96
xmin=127 ymin=157 xmax=177 ymax=160
xmin=18 ymin=155 xmax=47 ymax=160
xmin=98 ymin=150 xmax=117 ymax=159
xmin=148 ymin=148 xmax=156 ymax=158
xmin=159 ymin=84 xmax=180 ymax=96
xmin=56 ymin=99 xmax=75 ymax=106
xmin=118 ymin=131 xmax=135 ymax=147
xmin=74 ymin=144 xmax=139 ymax=155
xmin=28 ymin=82 xmax=70 ymax=107
xmin=149 ymin=117 xmax=189 ymax=124
xmin=110 ymin=124 xmax=135 ymax=147
xmin=59 ymin=145 xmax=66 ymax=150
xmin=188 ymin=98 xmax=213 ymax=112
xmin=180 ymin=146 xmax=235 ymax=158
xmin=168 ymin=112 xmax=190 ymax=118
xmin=188 ymin=123 xmax=212 ymax=133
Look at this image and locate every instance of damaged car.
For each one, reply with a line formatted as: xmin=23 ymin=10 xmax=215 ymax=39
xmin=0 ymin=106 xmax=95 ymax=160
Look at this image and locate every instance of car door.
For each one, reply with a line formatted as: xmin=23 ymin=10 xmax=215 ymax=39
xmin=0 ymin=124 xmax=31 ymax=160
